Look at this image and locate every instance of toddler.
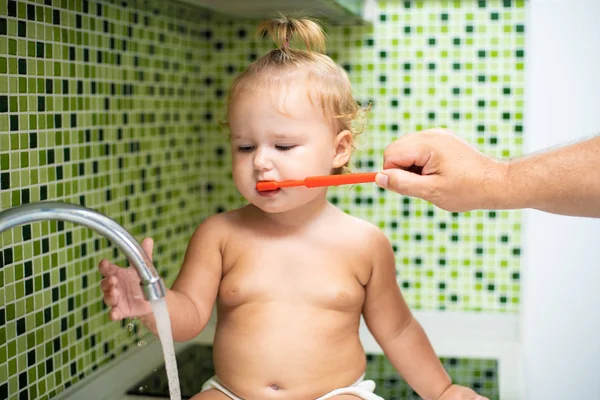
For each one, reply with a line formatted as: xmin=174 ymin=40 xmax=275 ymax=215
xmin=99 ymin=16 xmax=487 ymax=400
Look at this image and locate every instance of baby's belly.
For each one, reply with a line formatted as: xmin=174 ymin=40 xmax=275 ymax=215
xmin=211 ymin=302 xmax=367 ymax=400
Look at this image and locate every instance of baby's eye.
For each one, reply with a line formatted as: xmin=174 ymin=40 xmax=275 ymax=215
xmin=237 ymin=145 xmax=255 ymax=153
xmin=275 ymin=144 xmax=296 ymax=151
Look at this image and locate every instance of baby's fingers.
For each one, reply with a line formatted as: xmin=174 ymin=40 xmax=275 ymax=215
xmin=141 ymin=237 xmax=154 ymax=259
xmin=99 ymin=275 xmax=117 ymax=292
xmin=109 ymin=308 xmax=124 ymax=321
xmin=98 ymin=259 xmax=120 ymax=277
xmin=101 ymin=282 xmax=120 ymax=308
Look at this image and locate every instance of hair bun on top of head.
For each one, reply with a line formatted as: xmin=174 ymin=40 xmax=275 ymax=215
xmin=258 ymin=16 xmax=326 ymax=54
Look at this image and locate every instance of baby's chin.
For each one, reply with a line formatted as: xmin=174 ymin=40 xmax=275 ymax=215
xmin=239 ymin=185 xmax=325 ymax=214
xmin=248 ymin=196 xmax=296 ymax=214
xmin=244 ymin=194 xmax=304 ymax=215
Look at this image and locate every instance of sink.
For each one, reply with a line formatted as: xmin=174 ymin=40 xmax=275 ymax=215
xmin=126 ymin=343 xmax=499 ymax=399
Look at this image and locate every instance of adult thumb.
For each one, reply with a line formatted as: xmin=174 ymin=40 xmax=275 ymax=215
xmin=376 ymin=168 xmax=429 ymax=198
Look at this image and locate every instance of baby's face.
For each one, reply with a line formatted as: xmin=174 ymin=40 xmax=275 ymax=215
xmin=228 ymin=81 xmax=338 ymax=213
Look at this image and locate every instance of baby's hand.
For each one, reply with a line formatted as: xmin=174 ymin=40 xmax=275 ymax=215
xmin=437 ymin=384 xmax=489 ymax=400
xmin=98 ymin=237 xmax=154 ymax=321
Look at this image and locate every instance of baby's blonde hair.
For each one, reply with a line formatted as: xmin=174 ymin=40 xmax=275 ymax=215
xmin=226 ymin=16 xmax=367 ymax=174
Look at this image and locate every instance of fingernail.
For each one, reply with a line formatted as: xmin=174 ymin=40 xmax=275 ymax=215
xmin=375 ymin=173 xmax=388 ymax=188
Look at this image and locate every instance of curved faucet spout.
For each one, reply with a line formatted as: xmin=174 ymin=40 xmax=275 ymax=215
xmin=0 ymin=201 xmax=166 ymax=301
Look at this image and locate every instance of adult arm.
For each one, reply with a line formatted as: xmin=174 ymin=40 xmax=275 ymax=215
xmin=375 ymin=129 xmax=600 ymax=217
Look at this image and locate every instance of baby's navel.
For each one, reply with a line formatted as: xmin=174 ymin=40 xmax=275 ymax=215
xmin=270 ymin=383 xmax=280 ymax=391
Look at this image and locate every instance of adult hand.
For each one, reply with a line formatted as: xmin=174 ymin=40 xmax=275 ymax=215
xmin=375 ymin=128 xmax=507 ymax=212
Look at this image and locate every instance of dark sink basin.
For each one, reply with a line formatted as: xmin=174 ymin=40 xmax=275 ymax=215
xmin=127 ymin=344 xmax=214 ymax=399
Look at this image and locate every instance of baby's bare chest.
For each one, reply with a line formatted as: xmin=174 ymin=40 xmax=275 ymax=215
xmin=218 ymin=235 xmax=370 ymax=310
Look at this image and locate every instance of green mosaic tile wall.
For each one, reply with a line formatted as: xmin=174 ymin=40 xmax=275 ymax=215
xmin=365 ymin=356 xmax=499 ymax=400
xmin=326 ymin=0 xmax=525 ymax=313
xmin=0 ymin=0 xmax=524 ymax=398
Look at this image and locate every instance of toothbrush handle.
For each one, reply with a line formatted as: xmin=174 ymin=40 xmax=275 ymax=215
xmin=304 ymin=172 xmax=377 ymax=188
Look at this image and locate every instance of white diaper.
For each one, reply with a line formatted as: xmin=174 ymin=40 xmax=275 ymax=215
xmin=314 ymin=374 xmax=384 ymax=400
xmin=201 ymin=373 xmax=384 ymax=399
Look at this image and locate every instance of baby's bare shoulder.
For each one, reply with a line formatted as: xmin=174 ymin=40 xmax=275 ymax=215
xmin=197 ymin=212 xmax=228 ymax=231
xmin=191 ymin=210 xmax=240 ymax=241
xmin=333 ymin=210 xmax=391 ymax=250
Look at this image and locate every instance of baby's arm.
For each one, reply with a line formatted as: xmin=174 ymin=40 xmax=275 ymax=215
xmin=100 ymin=215 xmax=224 ymax=342
xmin=146 ymin=214 xmax=224 ymax=341
xmin=362 ymin=230 xmax=452 ymax=399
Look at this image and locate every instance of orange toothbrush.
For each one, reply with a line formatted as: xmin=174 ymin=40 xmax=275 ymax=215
xmin=256 ymin=172 xmax=377 ymax=191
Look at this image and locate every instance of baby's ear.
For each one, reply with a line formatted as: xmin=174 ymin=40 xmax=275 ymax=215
xmin=332 ymin=130 xmax=354 ymax=169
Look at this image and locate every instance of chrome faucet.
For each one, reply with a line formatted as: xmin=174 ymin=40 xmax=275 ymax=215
xmin=0 ymin=201 xmax=166 ymax=301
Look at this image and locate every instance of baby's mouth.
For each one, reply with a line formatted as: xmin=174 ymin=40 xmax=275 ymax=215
xmin=257 ymin=187 xmax=281 ymax=197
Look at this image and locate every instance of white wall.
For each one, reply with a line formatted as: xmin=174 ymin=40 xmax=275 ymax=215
xmin=522 ymin=0 xmax=600 ymax=398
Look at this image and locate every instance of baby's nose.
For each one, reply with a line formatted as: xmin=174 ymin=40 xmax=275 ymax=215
xmin=253 ymin=148 xmax=273 ymax=171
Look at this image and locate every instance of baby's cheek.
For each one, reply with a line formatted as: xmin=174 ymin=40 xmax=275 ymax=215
xmin=230 ymin=172 xmax=249 ymax=196
xmin=286 ymin=156 xmax=326 ymax=177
